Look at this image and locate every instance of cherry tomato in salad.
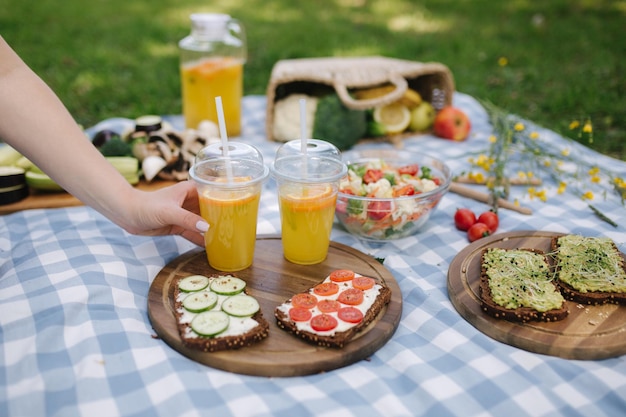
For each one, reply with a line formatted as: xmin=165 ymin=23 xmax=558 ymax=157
xmin=367 ymin=200 xmax=392 ymax=220
xmin=352 ymin=276 xmax=375 ymax=291
xmin=313 ymin=282 xmax=339 ymax=296
xmin=338 ymin=307 xmax=364 ymax=324
xmin=337 ymin=288 xmax=364 ymax=305
xmin=467 ymin=222 xmax=491 ymax=242
xmin=310 ymin=314 xmax=338 ymax=332
xmin=398 ymin=164 xmax=419 ymax=176
xmin=363 ymin=169 xmax=383 ymax=184
xmin=289 ymin=307 xmax=312 ymax=322
xmin=317 ymin=299 xmax=341 ymax=313
xmin=477 ymin=211 xmax=499 ymax=233
xmin=291 ymin=293 xmax=317 ymax=309
xmin=330 ymin=269 xmax=355 ymax=282
xmin=454 ymin=208 xmax=477 ymax=231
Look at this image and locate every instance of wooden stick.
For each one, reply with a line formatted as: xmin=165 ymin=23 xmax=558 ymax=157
xmin=449 ymin=182 xmax=533 ymax=215
xmin=453 ymin=175 xmax=542 ymax=186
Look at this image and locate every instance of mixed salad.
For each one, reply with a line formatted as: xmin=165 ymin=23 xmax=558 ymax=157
xmin=336 ymin=158 xmax=445 ymax=240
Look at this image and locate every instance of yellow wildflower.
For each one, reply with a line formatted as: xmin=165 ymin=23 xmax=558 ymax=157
xmin=536 ymin=189 xmax=547 ymax=202
xmin=569 ymin=120 xmax=580 ymax=130
xmin=498 ymin=57 xmax=508 ymax=67
xmin=527 ymin=187 xmax=547 ymax=202
xmin=583 ymin=122 xmax=593 ymax=133
xmin=469 ymin=171 xmax=485 ymax=183
xmin=474 ymin=154 xmax=493 ymax=171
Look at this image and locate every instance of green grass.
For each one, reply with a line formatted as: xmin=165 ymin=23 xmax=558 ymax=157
xmin=2 ymin=0 xmax=624 ymax=159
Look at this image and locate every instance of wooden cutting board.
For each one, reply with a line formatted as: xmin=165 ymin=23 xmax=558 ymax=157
xmin=147 ymin=236 xmax=402 ymax=377
xmin=0 ymin=180 xmax=176 ymax=214
xmin=448 ymin=230 xmax=626 ymax=360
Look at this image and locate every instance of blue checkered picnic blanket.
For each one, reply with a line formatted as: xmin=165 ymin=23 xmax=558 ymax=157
xmin=1 ymin=93 xmax=625 ymax=417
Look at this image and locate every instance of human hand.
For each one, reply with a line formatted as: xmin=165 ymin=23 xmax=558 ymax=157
xmin=118 ymin=180 xmax=208 ymax=246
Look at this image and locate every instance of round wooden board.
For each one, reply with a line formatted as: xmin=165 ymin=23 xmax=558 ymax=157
xmin=447 ymin=230 xmax=626 ymax=360
xmin=148 ymin=235 xmax=402 ymax=377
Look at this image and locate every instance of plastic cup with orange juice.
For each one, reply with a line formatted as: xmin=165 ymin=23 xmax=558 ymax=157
xmin=189 ymin=142 xmax=268 ymax=271
xmin=271 ymin=139 xmax=347 ymax=265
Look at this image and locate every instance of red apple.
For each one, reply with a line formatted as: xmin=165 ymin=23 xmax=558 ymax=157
xmin=433 ymin=106 xmax=471 ymax=141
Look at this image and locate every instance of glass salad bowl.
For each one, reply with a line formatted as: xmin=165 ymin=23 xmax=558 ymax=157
xmin=336 ymin=149 xmax=452 ymax=241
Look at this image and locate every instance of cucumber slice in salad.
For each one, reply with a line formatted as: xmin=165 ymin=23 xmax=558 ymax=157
xmin=221 ymin=295 xmax=260 ymax=317
xmin=210 ymin=276 xmax=247 ymax=296
xmin=191 ymin=311 xmax=230 ymax=337
xmin=182 ymin=290 xmax=218 ymax=313
xmin=178 ymin=275 xmax=210 ymax=293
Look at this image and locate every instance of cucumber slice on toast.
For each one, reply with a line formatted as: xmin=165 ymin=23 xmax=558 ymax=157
xmin=191 ymin=311 xmax=230 ymax=337
xmin=222 ymin=294 xmax=260 ymax=317
xmin=178 ymin=275 xmax=210 ymax=293
xmin=210 ymin=276 xmax=247 ymax=295
xmin=182 ymin=290 xmax=218 ymax=313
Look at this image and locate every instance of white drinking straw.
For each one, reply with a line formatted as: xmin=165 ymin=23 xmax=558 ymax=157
xmin=299 ymin=98 xmax=308 ymax=178
xmin=215 ymin=96 xmax=233 ymax=182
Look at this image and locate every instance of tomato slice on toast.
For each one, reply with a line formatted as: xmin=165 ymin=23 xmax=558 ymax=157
xmin=337 ymin=288 xmax=364 ymax=305
xmin=310 ymin=314 xmax=338 ymax=332
xmin=330 ymin=269 xmax=355 ymax=282
xmin=291 ymin=293 xmax=317 ymax=309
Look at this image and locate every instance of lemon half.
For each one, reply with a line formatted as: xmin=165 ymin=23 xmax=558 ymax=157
xmin=373 ymin=103 xmax=411 ymax=134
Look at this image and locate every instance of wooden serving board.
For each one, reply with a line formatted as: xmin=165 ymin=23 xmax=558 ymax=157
xmin=147 ymin=236 xmax=402 ymax=377
xmin=0 ymin=180 xmax=176 ymax=214
xmin=448 ymin=230 xmax=626 ymax=360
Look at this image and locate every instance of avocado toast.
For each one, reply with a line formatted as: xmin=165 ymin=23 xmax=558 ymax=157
xmin=479 ymin=247 xmax=568 ymax=322
xmin=552 ymin=235 xmax=626 ymax=305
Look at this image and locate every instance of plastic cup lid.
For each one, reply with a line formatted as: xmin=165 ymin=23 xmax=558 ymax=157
xmin=271 ymin=139 xmax=346 ymax=184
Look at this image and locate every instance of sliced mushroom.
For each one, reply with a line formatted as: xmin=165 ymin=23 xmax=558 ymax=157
xmin=142 ymin=156 xmax=168 ymax=182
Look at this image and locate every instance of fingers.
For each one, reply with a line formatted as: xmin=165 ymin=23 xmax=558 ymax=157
xmin=153 ymin=181 xmax=208 ymax=246
xmin=180 ymin=228 xmax=206 ymax=247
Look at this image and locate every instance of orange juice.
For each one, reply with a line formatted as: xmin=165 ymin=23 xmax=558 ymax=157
xmin=199 ymin=188 xmax=260 ymax=271
xmin=279 ymin=184 xmax=337 ymax=265
xmin=180 ymin=57 xmax=243 ymax=135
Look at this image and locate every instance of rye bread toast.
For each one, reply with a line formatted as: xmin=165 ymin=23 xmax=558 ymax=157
xmin=479 ymin=248 xmax=568 ymax=323
xmin=174 ymin=274 xmax=269 ymax=352
xmin=275 ymin=271 xmax=392 ymax=348
xmin=552 ymin=235 xmax=626 ymax=306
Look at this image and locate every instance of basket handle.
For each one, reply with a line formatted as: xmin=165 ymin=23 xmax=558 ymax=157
xmin=333 ymin=72 xmax=408 ymax=110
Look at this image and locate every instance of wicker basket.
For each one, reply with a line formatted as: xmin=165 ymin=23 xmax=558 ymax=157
xmin=266 ymin=56 xmax=455 ymax=145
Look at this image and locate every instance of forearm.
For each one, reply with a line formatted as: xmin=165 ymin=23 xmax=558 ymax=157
xmin=0 ymin=37 xmax=136 ymax=225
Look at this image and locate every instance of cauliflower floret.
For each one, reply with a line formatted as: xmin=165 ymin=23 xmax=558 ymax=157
xmin=364 ymin=178 xmax=392 ymax=198
xmin=366 ymin=159 xmax=385 ymax=170
xmin=421 ymin=178 xmax=439 ymax=192
xmin=392 ymin=199 xmax=418 ymax=221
